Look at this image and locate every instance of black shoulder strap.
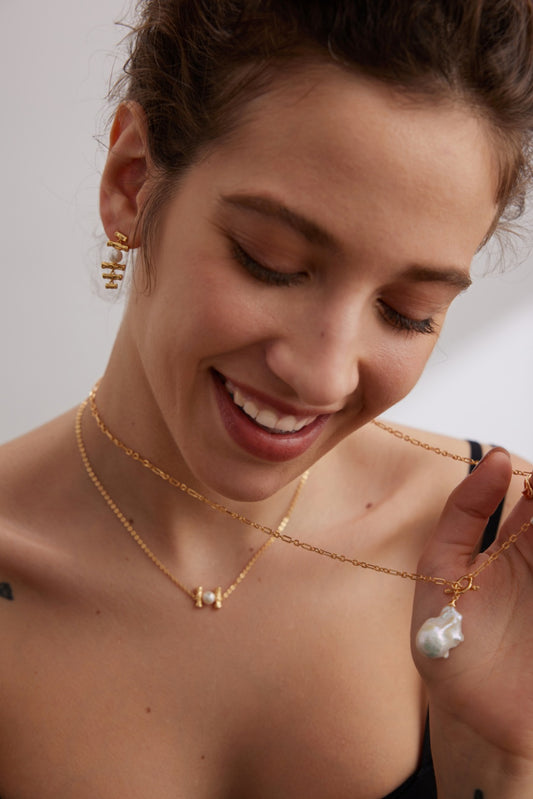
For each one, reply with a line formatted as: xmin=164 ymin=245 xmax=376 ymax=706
xmin=468 ymin=441 xmax=505 ymax=550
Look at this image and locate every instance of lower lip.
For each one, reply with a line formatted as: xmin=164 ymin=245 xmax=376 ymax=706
xmin=212 ymin=373 xmax=329 ymax=463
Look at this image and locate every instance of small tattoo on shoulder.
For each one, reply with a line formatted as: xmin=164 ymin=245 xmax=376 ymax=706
xmin=0 ymin=582 xmax=14 ymax=601
xmin=474 ymin=790 xmax=484 ymax=799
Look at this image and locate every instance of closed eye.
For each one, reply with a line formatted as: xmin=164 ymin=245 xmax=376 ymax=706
xmin=231 ymin=239 xmax=436 ymax=334
xmin=230 ymin=241 xmax=306 ymax=287
xmin=377 ymin=299 xmax=437 ymax=335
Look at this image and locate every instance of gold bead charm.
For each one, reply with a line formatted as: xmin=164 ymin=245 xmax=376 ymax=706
xmin=101 ymin=231 xmax=129 ymax=290
xmin=193 ymin=586 xmax=223 ymax=609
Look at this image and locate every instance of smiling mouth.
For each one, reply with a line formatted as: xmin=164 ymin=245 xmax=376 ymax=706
xmin=223 ymin=378 xmax=318 ymax=435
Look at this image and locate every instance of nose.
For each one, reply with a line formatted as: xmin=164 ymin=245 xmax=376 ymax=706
xmin=265 ymin=300 xmax=362 ymax=410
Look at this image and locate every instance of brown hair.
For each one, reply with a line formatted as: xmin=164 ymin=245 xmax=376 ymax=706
xmin=114 ymin=0 xmax=533 ymax=277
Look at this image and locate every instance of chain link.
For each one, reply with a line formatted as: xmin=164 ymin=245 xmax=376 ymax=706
xmin=372 ymin=419 xmax=531 ymax=477
xmin=77 ymin=398 xmax=308 ymax=607
xmin=85 ymin=386 xmax=532 ymax=604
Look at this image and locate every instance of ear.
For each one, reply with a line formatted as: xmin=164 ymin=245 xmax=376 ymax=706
xmin=99 ymin=102 xmax=152 ymax=248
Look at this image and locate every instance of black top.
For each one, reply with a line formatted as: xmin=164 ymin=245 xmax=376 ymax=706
xmin=382 ymin=441 xmax=504 ymax=799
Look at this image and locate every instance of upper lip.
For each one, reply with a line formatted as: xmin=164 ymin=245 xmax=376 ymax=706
xmin=215 ymin=370 xmax=336 ymax=420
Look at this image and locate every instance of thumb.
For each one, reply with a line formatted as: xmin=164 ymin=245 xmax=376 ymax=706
xmin=417 ymin=447 xmax=512 ymax=579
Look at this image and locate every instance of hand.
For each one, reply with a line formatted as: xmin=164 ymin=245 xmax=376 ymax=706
xmin=411 ymin=448 xmax=533 ymax=768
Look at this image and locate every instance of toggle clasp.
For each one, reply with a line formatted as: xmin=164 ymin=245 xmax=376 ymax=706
xmin=444 ymin=574 xmax=479 ymax=606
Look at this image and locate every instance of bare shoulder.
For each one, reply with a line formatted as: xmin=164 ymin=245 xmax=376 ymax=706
xmin=352 ymin=418 xmax=531 ymax=522
xmin=370 ymin=418 xmax=475 ymax=464
xmin=0 ymin=409 xmax=85 ymax=592
xmin=341 ymin=417 xmax=475 ymax=487
xmin=0 ymin=408 xmax=80 ymax=518
xmin=333 ymin=418 xmax=530 ymax=512
xmin=370 ymin=417 xmax=530 ymax=472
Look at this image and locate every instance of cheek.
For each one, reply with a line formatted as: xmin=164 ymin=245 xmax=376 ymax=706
xmin=363 ymin=337 xmax=437 ymax=410
xmin=136 ymin=257 xmax=271 ymax=370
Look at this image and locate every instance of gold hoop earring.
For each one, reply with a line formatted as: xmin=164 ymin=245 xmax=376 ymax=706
xmin=101 ymin=231 xmax=129 ymax=290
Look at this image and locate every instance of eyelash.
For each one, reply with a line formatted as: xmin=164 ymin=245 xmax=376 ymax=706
xmin=377 ymin=301 xmax=436 ymax=336
xmin=230 ymin=242 xmax=306 ymax=287
xmin=231 ymin=241 xmax=436 ymax=336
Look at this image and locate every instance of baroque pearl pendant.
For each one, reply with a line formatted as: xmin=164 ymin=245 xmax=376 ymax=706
xmin=415 ymin=605 xmax=464 ymax=659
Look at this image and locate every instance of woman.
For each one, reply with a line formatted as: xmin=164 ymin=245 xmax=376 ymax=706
xmin=1 ymin=1 xmax=532 ymax=797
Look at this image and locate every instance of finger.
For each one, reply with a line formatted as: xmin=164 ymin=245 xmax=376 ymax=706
xmin=487 ymin=469 xmax=533 ymax=553
xmin=418 ymin=447 xmax=513 ymax=577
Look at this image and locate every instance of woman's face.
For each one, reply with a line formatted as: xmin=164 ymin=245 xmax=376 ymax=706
xmin=125 ymin=66 xmax=498 ymax=500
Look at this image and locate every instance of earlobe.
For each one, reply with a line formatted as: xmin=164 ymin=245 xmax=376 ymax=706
xmin=99 ymin=101 xmax=151 ymax=248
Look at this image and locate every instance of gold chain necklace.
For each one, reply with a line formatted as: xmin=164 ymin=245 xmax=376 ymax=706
xmin=86 ymin=385 xmax=532 ymax=657
xmin=76 ymin=399 xmax=308 ymax=609
xmin=371 ymin=419 xmax=530 ymax=478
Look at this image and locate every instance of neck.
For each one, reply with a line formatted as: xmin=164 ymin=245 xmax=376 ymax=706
xmin=85 ymin=319 xmax=384 ymax=579
xmin=78 ymin=382 xmax=309 ymax=578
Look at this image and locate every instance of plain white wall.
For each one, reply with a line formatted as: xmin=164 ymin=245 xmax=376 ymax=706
xmin=2 ymin=0 xmax=533 ymax=461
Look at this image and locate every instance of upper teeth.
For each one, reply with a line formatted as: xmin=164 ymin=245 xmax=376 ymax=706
xmin=225 ymin=380 xmax=316 ymax=433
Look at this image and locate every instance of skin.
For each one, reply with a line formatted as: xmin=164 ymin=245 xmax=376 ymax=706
xmin=0 ymin=64 xmax=532 ymax=799
xmin=97 ymin=68 xmax=496 ymax=505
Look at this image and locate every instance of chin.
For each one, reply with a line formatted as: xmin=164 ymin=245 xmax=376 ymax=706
xmin=188 ymin=456 xmax=309 ymax=505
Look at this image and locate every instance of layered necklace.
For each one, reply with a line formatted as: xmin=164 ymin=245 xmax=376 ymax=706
xmin=76 ymin=399 xmax=308 ymax=609
xmin=76 ymin=384 xmax=533 ymax=659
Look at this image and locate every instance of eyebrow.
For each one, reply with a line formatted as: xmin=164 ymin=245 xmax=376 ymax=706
xmin=220 ymin=192 xmax=341 ymax=252
xmin=219 ymin=192 xmax=472 ymax=292
xmin=401 ymin=265 xmax=472 ymax=292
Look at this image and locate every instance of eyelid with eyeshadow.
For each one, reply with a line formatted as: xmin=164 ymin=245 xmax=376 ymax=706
xmin=230 ymin=240 xmax=307 ymax=287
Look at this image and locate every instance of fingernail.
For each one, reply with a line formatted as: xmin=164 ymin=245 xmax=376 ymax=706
xmin=472 ymin=446 xmax=510 ymax=470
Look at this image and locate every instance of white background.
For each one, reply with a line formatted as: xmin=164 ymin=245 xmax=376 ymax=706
xmin=1 ymin=0 xmax=533 ymax=460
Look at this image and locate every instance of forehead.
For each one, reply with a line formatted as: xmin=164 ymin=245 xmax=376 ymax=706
xmin=202 ymin=64 xmax=499 ymax=267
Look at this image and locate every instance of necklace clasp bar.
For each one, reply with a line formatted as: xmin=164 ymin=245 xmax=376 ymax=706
xmin=444 ymin=574 xmax=479 ymax=604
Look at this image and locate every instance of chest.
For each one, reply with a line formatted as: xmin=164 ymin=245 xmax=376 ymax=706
xmin=0 ymin=564 xmax=427 ymax=799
